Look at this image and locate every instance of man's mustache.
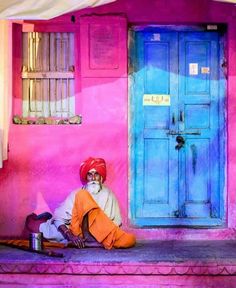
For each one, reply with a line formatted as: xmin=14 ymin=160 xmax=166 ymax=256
xmin=87 ymin=181 xmax=100 ymax=185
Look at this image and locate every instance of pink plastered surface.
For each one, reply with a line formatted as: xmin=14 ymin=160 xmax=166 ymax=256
xmin=1 ymin=0 xmax=236 ymax=240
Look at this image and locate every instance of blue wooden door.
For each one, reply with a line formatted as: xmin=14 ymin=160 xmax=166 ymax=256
xmin=131 ymin=30 xmax=225 ymax=226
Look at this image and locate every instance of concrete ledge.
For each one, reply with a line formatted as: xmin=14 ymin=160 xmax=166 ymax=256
xmin=1 ymin=260 xmax=236 ymax=275
xmin=2 ymin=274 xmax=236 ymax=288
xmin=1 ymin=240 xmax=236 ymax=287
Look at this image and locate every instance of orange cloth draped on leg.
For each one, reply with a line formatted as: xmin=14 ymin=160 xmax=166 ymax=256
xmin=69 ymin=189 xmax=136 ymax=249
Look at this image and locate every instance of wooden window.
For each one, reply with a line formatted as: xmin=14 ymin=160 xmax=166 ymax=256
xmin=22 ymin=32 xmax=75 ymax=118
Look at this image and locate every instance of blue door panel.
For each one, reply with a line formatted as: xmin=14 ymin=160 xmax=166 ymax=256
xmin=185 ymin=104 xmax=210 ymax=129
xmin=183 ymin=138 xmax=211 ymax=218
xmin=179 ymin=32 xmax=221 ymax=222
xmin=184 ymin=203 xmax=211 ymax=218
xmin=133 ymin=31 xmax=179 ymax=223
xmin=144 ymin=106 xmax=170 ymax=129
xmin=185 ymin=139 xmax=210 ymax=202
xmin=145 ymin=42 xmax=170 ymax=94
xmin=139 ymin=138 xmax=178 ymax=218
xmin=131 ymin=29 xmax=225 ymax=227
xmin=185 ymin=42 xmax=211 ymax=94
xmin=144 ymin=139 xmax=170 ymax=204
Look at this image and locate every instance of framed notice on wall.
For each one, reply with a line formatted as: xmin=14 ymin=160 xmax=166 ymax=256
xmin=89 ymin=24 xmax=119 ymax=70
xmin=80 ymin=15 xmax=127 ymax=77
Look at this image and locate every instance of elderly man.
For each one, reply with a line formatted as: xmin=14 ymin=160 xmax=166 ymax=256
xmin=25 ymin=157 xmax=136 ymax=249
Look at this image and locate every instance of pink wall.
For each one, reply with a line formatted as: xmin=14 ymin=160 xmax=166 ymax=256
xmin=1 ymin=0 xmax=236 ymax=240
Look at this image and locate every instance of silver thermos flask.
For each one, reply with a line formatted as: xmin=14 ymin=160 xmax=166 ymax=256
xmin=29 ymin=232 xmax=43 ymax=251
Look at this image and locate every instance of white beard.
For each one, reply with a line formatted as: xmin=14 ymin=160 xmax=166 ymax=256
xmin=86 ymin=181 xmax=101 ymax=194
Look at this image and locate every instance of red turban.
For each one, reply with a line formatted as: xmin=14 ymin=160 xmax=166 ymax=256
xmin=80 ymin=157 xmax=106 ymax=184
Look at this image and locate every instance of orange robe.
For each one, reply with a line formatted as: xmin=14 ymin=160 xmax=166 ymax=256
xmin=69 ymin=189 xmax=136 ymax=249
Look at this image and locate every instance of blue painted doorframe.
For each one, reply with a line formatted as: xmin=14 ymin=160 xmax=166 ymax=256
xmin=130 ymin=27 xmax=226 ymax=227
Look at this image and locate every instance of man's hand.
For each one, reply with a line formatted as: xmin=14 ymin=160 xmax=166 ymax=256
xmin=58 ymin=225 xmax=85 ymax=248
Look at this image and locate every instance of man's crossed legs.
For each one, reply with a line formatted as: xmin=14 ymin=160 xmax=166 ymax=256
xmin=24 ymin=190 xmax=135 ymax=250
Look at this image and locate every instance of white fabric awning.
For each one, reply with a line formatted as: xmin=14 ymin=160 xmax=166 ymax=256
xmin=0 ymin=0 xmax=116 ymax=20
xmin=214 ymin=0 xmax=236 ymax=2
xmin=0 ymin=0 xmax=235 ymax=20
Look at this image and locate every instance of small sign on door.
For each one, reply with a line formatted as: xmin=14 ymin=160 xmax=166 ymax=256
xmin=143 ymin=94 xmax=170 ymax=106
xmin=201 ymin=67 xmax=210 ymax=74
xmin=151 ymin=33 xmax=161 ymax=41
xmin=189 ymin=63 xmax=198 ymax=75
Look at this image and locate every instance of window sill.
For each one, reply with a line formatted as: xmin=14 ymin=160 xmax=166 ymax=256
xmin=12 ymin=115 xmax=82 ymax=125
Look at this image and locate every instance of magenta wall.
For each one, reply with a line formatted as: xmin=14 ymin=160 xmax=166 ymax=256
xmin=1 ymin=0 xmax=236 ymax=240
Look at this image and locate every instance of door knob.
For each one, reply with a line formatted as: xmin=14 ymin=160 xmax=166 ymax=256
xmin=175 ymin=135 xmax=185 ymax=150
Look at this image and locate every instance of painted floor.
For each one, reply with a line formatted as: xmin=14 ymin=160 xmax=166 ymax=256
xmin=1 ymin=240 xmax=236 ymax=265
xmin=1 ymin=240 xmax=236 ymax=287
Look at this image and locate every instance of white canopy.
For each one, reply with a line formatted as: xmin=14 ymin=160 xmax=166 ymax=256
xmin=0 ymin=0 xmax=116 ymax=20
xmin=214 ymin=0 xmax=236 ymax=2
xmin=0 ymin=0 xmax=235 ymax=20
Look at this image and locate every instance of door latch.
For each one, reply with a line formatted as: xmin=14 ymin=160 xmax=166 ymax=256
xmin=172 ymin=113 xmax=176 ymax=125
xmin=167 ymin=130 xmax=201 ymax=136
xmin=175 ymin=135 xmax=185 ymax=150
xmin=179 ymin=110 xmax=184 ymax=123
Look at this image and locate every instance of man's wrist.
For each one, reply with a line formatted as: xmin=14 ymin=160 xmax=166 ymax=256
xmin=58 ymin=225 xmax=71 ymax=239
